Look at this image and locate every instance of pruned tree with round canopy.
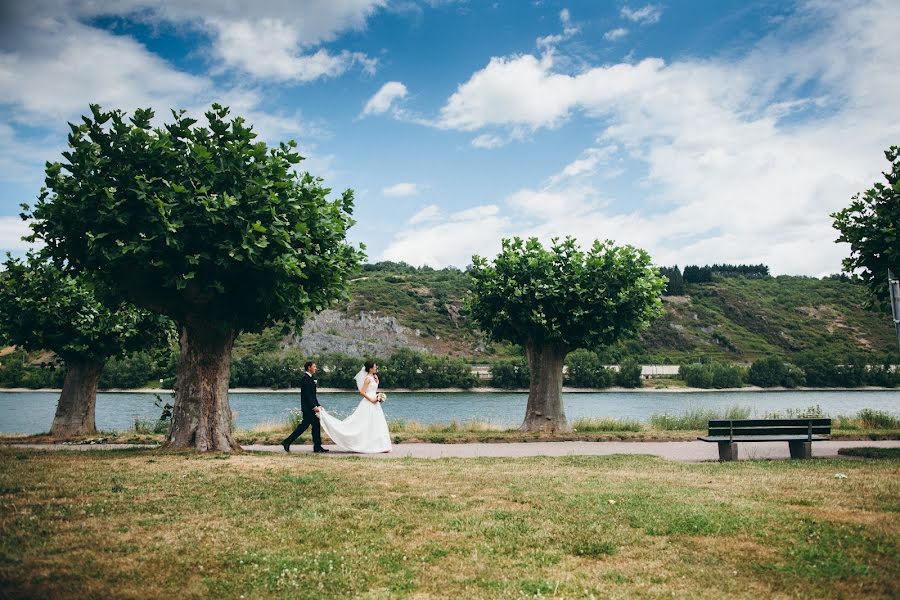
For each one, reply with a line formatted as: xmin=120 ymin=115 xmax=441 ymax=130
xmin=25 ymin=104 xmax=364 ymax=451
xmin=0 ymin=254 xmax=172 ymax=437
xmin=467 ymin=237 xmax=665 ymax=432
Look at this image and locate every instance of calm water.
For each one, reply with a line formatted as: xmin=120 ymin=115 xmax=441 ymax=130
xmin=1 ymin=390 xmax=899 ymax=434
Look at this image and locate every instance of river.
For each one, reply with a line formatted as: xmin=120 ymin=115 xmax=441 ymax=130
xmin=1 ymin=389 xmax=899 ymax=434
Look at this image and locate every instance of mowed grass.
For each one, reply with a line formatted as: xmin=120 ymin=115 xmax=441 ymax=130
xmin=1 ymin=450 xmax=899 ymax=599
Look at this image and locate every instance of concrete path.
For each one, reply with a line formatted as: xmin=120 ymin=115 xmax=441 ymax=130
xmin=7 ymin=440 xmax=900 ymax=461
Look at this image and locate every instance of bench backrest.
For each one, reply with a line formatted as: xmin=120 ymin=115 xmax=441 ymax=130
xmin=707 ymin=418 xmax=832 ymax=439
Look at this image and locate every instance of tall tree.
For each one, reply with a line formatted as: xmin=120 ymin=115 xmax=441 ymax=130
xmin=25 ymin=104 xmax=364 ymax=451
xmin=467 ymin=237 xmax=665 ymax=432
xmin=0 ymin=255 xmax=170 ymax=437
xmin=832 ymin=145 xmax=900 ymax=310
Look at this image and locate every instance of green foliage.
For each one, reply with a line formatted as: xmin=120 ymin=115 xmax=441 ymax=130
xmin=0 ymin=349 xmax=65 ymax=389
xmin=99 ymin=346 xmax=178 ymax=389
xmin=379 ymin=348 xmax=477 ymax=389
xmin=232 ymin=263 xmax=900 ymax=367
xmin=564 ymin=349 xmax=613 ymax=388
xmin=230 ymin=348 xmax=478 ymax=390
xmin=489 ymin=357 xmax=530 ymax=389
xmin=832 ymin=145 xmax=900 ymax=308
xmin=467 ymin=237 xmax=666 ymax=351
xmin=0 ymin=254 xmax=171 ymax=364
xmin=679 ymin=362 xmax=745 ymax=389
xmin=25 ymin=104 xmax=364 ymax=333
xmin=748 ymin=356 xmax=806 ymax=388
xmin=614 ymin=358 xmax=643 ymax=388
xmin=659 ymin=265 xmax=685 ymax=296
xmin=857 ymin=409 xmax=900 ymax=429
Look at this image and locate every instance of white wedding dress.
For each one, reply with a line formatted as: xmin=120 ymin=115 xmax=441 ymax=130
xmin=317 ymin=375 xmax=391 ymax=453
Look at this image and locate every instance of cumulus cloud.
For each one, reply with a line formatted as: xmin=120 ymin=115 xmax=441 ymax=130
xmin=1 ymin=1 xmax=385 ymax=84
xmin=382 ymin=204 xmax=509 ymax=267
xmin=620 ymin=4 xmax=663 ymax=25
xmin=397 ymin=0 xmax=900 ymax=274
xmin=383 ymin=182 xmax=422 ymax=197
xmin=362 ymin=82 xmax=409 ymax=116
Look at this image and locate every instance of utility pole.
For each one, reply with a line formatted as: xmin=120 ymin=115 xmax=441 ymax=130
xmin=890 ymin=269 xmax=900 ymax=353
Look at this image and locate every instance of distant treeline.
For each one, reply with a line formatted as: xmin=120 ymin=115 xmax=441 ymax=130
xmin=2 ymin=345 xmax=897 ymax=391
xmin=659 ymin=263 xmax=771 ymax=295
xmin=678 ymin=354 xmax=899 ymax=389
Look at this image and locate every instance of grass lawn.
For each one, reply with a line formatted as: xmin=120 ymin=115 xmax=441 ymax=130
xmin=1 ymin=449 xmax=898 ymax=599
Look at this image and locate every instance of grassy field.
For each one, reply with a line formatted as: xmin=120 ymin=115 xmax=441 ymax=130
xmin=1 ymin=448 xmax=898 ymax=599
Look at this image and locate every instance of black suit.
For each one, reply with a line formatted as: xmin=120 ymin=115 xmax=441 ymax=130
xmin=283 ymin=372 xmax=323 ymax=450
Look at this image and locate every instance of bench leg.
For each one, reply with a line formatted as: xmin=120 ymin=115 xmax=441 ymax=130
xmin=789 ymin=441 xmax=812 ymax=459
xmin=717 ymin=441 xmax=738 ymax=461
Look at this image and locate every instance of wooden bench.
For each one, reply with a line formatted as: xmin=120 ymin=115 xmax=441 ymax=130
xmin=699 ymin=418 xmax=831 ymax=461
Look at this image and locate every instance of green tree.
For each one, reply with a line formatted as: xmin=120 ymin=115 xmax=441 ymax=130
xmin=0 ymin=255 xmax=171 ymax=436
xmin=614 ymin=358 xmax=643 ymax=388
xmin=565 ymin=349 xmax=613 ymax=388
xmin=832 ymin=146 xmax=900 ymax=309
xmin=468 ymin=237 xmax=665 ymax=432
xmin=25 ymin=104 xmax=364 ymax=451
xmin=489 ymin=357 xmax=530 ymax=389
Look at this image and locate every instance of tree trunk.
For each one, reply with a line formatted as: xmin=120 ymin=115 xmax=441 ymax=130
xmin=163 ymin=321 xmax=239 ymax=452
xmin=50 ymin=360 xmax=104 ymax=438
xmin=521 ymin=342 xmax=570 ymax=432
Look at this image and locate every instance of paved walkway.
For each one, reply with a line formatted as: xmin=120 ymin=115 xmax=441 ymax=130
xmin=8 ymin=440 xmax=900 ymax=461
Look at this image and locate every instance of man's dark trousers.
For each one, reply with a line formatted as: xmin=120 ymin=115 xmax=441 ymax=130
xmin=284 ymin=372 xmax=323 ymax=450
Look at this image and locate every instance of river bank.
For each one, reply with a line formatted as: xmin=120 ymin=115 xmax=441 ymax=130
xmin=2 ymin=385 xmax=899 ymax=394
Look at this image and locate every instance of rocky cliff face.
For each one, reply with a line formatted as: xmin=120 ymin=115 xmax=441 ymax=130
xmin=283 ymin=309 xmax=432 ymax=356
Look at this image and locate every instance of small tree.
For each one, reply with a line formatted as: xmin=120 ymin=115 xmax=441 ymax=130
xmin=468 ymin=237 xmax=665 ymax=432
xmin=25 ymin=104 xmax=363 ymax=451
xmin=832 ymin=146 xmax=899 ymax=309
xmin=0 ymin=255 xmax=170 ymax=436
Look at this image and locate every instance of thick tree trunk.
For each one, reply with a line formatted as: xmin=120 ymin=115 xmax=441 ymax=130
xmin=521 ymin=342 xmax=570 ymax=432
xmin=50 ymin=360 xmax=104 ymax=438
xmin=163 ymin=321 xmax=239 ymax=452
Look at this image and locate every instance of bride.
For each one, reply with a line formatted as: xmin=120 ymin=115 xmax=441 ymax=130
xmin=317 ymin=360 xmax=391 ymax=453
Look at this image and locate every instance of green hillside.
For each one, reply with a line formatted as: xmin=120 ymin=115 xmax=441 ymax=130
xmin=283 ymin=263 xmax=899 ymax=363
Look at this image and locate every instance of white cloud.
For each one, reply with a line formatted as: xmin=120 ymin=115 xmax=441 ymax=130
xmin=620 ymin=4 xmax=663 ymax=25
xmin=401 ymin=0 xmax=900 ymax=274
xmin=2 ymin=1 xmax=385 ymax=84
xmin=0 ymin=217 xmax=36 ymax=253
xmin=382 ymin=204 xmax=509 ymax=267
xmin=383 ymin=182 xmax=421 ymax=197
xmin=362 ymin=82 xmax=409 ymax=116
xmin=0 ymin=18 xmax=209 ymax=125
xmin=408 ymin=204 xmax=441 ymax=224
xmin=604 ymin=28 xmax=629 ymax=41
xmin=212 ymin=19 xmax=376 ymax=82
xmin=471 ymin=133 xmax=507 ymax=149
xmin=544 ymin=145 xmax=619 ymax=186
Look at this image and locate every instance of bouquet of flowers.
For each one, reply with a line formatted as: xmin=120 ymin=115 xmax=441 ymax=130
xmin=376 ymin=392 xmax=387 ymax=403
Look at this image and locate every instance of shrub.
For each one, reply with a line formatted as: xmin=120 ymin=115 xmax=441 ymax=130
xmin=490 ymin=357 xmax=530 ymax=389
xmin=565 ymin=349 xmax=613 ymax=388
xmin=615 ymin=358 xmax=643 ymax=388
xmin=679 ymin=362 xmax=745 ymax=389
xmin=857 ymin=408 xmax=900 ymax=429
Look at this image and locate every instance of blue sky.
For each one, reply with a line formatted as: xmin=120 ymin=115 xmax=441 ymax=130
xmin=1 ymin=0 xmax=897 ymax=275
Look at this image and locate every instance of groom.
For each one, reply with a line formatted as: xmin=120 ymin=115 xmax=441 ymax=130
xmin=282 ymin=361 xmax=328 ymax=453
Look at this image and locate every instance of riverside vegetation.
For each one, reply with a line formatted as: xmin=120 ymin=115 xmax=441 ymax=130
xmin=2 ymin=447 xmax=898 ymax=598
xmin=2 ymin=264 xmax=898 ymax=391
